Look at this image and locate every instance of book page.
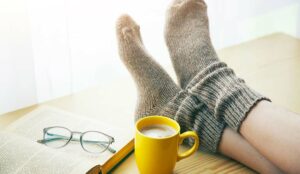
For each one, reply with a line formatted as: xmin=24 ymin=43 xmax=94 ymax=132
xmin=5 ymin=106 xmax=134 ymax=169
xmin=0 ymin=131 xmax=94 ymax=174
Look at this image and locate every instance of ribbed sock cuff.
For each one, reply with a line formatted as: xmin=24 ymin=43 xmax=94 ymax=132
xmin=216 ymin=84 xmax=270 ymax=131
xmin=186 ymin=62 xmax=270 ymax=131
xmin=164 ymin=91 xmax=226 ymax=152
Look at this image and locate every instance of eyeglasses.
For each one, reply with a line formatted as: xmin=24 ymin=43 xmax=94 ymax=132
xmin=37 ymin=126 xmax=116 ymax=154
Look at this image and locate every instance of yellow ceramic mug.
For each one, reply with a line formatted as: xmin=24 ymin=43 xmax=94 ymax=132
xmin=135 ymin=116 xmax=199 ymax=174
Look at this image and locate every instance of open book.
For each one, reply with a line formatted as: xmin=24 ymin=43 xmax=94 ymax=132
xmin=0 ymin=106 xmax=134 ymax=174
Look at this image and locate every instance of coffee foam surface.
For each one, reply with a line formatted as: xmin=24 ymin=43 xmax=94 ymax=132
xmin=140 ymin=124 xmax=176 ymax=138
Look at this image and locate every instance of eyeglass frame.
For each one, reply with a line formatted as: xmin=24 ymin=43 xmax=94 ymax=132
xmin=37 ymin=126 xmax=116 ymax=154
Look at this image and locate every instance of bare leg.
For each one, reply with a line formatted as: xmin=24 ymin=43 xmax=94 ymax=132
xmin=240 ymin=101 xmax=300 ymax=173
xmin=219 ymin=127 xmax=283 ymax=174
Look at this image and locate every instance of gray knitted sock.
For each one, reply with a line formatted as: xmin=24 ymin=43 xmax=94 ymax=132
xmin=165 ymin=0 xmax=270 ymax=131
xmin=116 ymin=14 xmax=179 ymax=118
xmin=116 ymin=15 xmax=225 ymax=152
xmin=165 ymin=0 xmax=218 ymax=88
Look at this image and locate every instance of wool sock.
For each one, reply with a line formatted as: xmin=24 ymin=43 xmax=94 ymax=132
xmin=116 ymin=14 xmax=179 ymax=118
xmin=116 ymin=15 xmax=225 ymax=152
xmin=165 ymin=0 xmax=270 ymax=131
xmin=165 ymin=0 xmax=217 ymax=88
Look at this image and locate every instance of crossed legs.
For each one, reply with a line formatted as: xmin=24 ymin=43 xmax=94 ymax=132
xmin=115 ymin=0 xmax=299 ymax=173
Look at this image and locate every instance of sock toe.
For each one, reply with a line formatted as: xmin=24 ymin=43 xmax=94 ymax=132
xmin=116 ymin=15 xmax=145 ymax=64
xmin=116 ymin=14 xmax=141 ymax=42
xmin=168 ymin=0 xmax=207 ymax=15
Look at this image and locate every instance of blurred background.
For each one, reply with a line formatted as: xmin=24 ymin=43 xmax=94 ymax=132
xmin=1 ymin=0 xmax=300 ymax=115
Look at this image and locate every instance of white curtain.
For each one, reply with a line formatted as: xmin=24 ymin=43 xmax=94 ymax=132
xmin=1 ymin=0 xmax=300 ymax=115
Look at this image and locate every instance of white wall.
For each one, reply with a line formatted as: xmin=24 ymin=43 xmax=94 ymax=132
xmin=28 ymin=0 xmax=72 ymax=103
xmin=0 ymin=0 xmax=37 ymax=114
xmin=207 ymin=0 xmax=300 ymax=48
xmin=1 ymin=0 xmax=300 ymax=115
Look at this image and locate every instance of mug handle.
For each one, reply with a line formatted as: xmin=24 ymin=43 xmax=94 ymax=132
xmin=177 ymin=131 xmax=199 ymax=161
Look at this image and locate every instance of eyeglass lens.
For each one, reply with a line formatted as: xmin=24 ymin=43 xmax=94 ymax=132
xmin=44 ymin=127 xmax=71 ymax=148
xmin=81 ymin=131 xmax=110 ymax=153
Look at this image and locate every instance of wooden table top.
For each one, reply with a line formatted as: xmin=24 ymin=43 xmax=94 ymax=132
xmin=1 ymin=33 xmax=299 ymax=173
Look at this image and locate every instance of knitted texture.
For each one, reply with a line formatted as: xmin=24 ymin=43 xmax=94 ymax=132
xmin=186 ymin=62 xmax=270 ymax=131
xmin=116 ymin=14 xmax=179 ymax=117
xmin=168 ymin=92 xmax=225 ymax=152
xmin=165 ymin=0 xmax=218 ymax=88
xmin=116 ymin=14 xmax=225 ymax=152
xmin=164 ymin=0 xmax=270 ymax=131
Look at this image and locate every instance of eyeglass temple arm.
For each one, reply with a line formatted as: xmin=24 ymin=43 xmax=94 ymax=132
xmin=37 ymin=133 xmax=116 ymax=153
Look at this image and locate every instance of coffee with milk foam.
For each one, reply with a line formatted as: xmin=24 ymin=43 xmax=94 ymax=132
xmin=140 ymin=124 xmax=177 ymax=138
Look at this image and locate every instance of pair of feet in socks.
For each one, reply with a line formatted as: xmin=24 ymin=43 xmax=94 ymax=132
xmin=116 ymin=0 xmax=268 ymax=152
